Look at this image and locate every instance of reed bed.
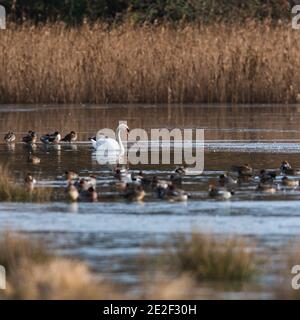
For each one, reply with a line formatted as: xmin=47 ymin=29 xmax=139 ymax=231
xmin=162 ymin=232 xmax=256 ymax=282
xmin=0 ymin=21 xmax=300 ymax=104
xmin=0 ymin=165 xmax=52 ymax=202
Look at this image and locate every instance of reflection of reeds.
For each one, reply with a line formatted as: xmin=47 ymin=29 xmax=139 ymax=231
xmin=0 ymin=21 xmax=299 ymax=104
xmin=0 ymin=165 xmax=52 ymax=202
xmin=162 ymin=232 xmax=256 ymax=282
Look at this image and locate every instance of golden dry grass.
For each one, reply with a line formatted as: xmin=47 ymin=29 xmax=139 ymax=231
xmin=0 ymin=232 xmax=122 ymax=300
xmin=0 ymin=231 xmax=51 ymax=275
xmin=0 ymin=165 xmax=52 ymax=202
xmin=0 ymin=231 xmax=199 ymax=300
xmin=0 ymin=231 xmax=267 ymax=300
xmin=162 ymin=232 xmax=256 ymax=282
xmin=0 ymin=21 xmax=300 ymax=104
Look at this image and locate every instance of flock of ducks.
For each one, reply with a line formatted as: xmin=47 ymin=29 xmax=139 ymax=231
xmin=24 ymin=160 xmax=300 ymax=203
xmin=4 ymin=130 xmax=77 ymax=164
xmin=63 ymin=160 xmax=300 ymax=203
xmin=208 ymin=161 xmax=300 ymax=199
xmin=4 ymin=130 xmax=300 ymax=203
xmin=4 ymin=130 xmax=77 ymax=145
xmin=64 ymin=167 xmax=189 ymax=203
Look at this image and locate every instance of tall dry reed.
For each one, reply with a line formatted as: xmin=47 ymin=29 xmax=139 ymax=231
xmin=0 ymin=21 xmax=300 ymax=104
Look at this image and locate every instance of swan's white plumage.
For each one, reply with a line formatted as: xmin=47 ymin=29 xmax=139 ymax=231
xmin=91 ymin=137 xmax=120 ymax=152
xmin=92 ymin=123 xmax=129 ymax=164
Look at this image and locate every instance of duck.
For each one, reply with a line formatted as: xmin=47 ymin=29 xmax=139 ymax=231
xmin=61 ymin=131 xmax=77 ymax=143
xmin=151 ymin=176 xmax=169 ymax=199
xmin=151 ymin=176 xmax=169 ymax=189
xmin=111 ymin=169 xmax=132 ymax=192
xmin=174 ymin=166 xmax=186 ymax=175
xmin=237 ymin=172 xmax=253 ymax=183
xmin=65 ymin=171 xmax=79 ymax=181
xmin=281 ymin=176 xmax=299 ymax=187
xmin=24 ymin=173 xmax=36 ymax=192
xmin=259 ymin=169 xmax=276 ymax=184
xmin=27 ymin=152 xmax=41 ymax=165
xmin=256 ymin=183 xmax=276 ymax=193
xmin=134 ymin=171 xmax=151 ymax=187
xmin=65 ymin=182 xmax=79 ymax=202
xmin=231 ymin=164 xmax=253 ymax=175
xmin=119 ymin=171 xmax=141 ymax=186
xmin=259 ymin=169 xmax=276 ymax=179
xmin=174 ymin=166 xmax=199 ymax=175
xmin=114 ymin=167 xmax=132 ymax=182
xmin=78 ymin=186 xmax=98 ymax=202
xmin=208 ymin=185 xmax=233 ymax=200
xmin=151 ymin=176 xmax=168 ymax=189
xmin=170 ymin=174 xmax=182 ymax=188
xmin=52 ymin=131 xmax=62 ymax=143
xmin=88 ymin=136 xmax=97 ymax=141
xmin=75 ymin=178 xmax=87 ymax=192
xmin=113 ymin=180 xmax=127 ymax=192
xmin=130 ymin=175 xmax=142 ymax=186
xmin=4 ymin=131 xmax=16 ymax=143
xmin=280 ymin=161 xmax=300 ymax=175
xmin=218 ymin=173 xmax=237 ymax=187
xmin=86 ymin=175 xmax=97 ymax=189
xmin=22 ymin=131 xmax=37 ymax=144
xmin=164 ymin=184 xmax=189 ymax=202
xmin=87 ymin=187 xmax=98 ymax=202
xmin=40 ymin=131 xmax=61 ymax=144
xmin=123 ymin=184 xmax=145 ymax=202
xmin=75 ymin=176 xmax=96 ymax=192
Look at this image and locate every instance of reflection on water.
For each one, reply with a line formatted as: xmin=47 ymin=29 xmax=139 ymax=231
xmin=1 ymin=104 xmax=300 ymax=141
xmin=1 ymin=104 xmax=300 ymax=297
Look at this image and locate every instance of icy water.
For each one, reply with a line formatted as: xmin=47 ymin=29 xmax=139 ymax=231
xmin=1 ymin=104 xmax=300 ymax=297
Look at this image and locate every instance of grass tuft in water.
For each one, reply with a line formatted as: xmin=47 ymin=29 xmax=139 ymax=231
xmin=163 ymin=232 xmax=256 ymax=282
xmin=0 ymin=165 xmax=52 ymax=202
xmin=0 ymin=232 xmax=121 ymax=300
xmin=0 ymin=232 xmax=51 ymax=276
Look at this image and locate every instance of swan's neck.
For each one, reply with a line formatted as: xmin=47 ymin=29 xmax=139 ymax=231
xmin=116 ymin=128 xmax=125 ymax=155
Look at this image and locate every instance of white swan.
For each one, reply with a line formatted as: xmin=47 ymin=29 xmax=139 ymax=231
xmin=91 ymin=123 xmax=129 ymax=164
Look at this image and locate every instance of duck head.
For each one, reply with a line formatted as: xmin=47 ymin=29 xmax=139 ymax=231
xmin=208 ymin=184 xmax=216 ymax=192
xmin=280 ymin=161 xmax=291 ymax=172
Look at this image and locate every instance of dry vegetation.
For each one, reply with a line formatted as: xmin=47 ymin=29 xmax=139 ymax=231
xmin=0 ymin=231 xmax=260 ymax=300
xmin=2 ymin=231 xmax=299 ymax=300
xmin=0 ymin=232 xmax=198 ymax=300
xmin=0 ymin=165 xmax=52 ymax=202
xmin=162 ymin=232 xmax=257 ymax=282
xmin=0 ymin=21 xmax=300 ymax=104
xmin=0 ymin=232 xmax=122 ymax=299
